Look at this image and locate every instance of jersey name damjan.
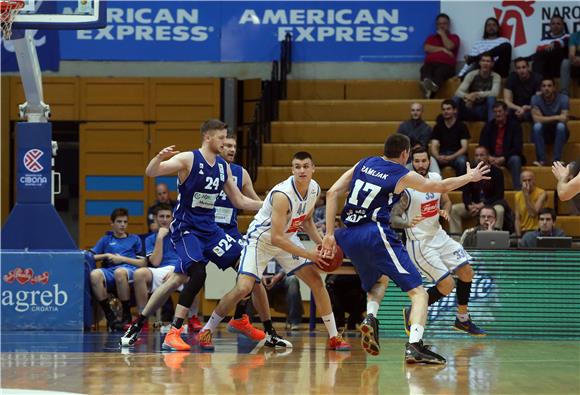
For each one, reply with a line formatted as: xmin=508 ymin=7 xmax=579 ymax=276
xmin=246 ymin=176 xmax=320 ymax=244
xmin=171 ymin=150 xmax=228 ymax=235
xmin=403 ymin=172 xmax=443 ymax=241
xmin=214 ymin=162 xmax=243 ymax=229
xmin=341 ymin=156 xmax=409 ymax=226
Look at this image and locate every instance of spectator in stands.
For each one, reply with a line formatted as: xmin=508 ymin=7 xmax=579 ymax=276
xmin=325 ymin=274 xmax=366 ymax=331
xmin=429 ymin=99 xmax=470 ymax=176
xmin=560 ymin=30 xmax=580 ymax=97
xmin=479 ymin=101 xmax=524 ymax=190
xmin=90 ymin=208 xmax=145 ymax=331
xmin=504 ymin=57 xmax=542 ymax=122
xmin=519 ymin=208 xmax=566 ymax=247
xmin=453 ymin=53 xmax=501 ymax=122
xmin=460 ymin=205 xmax=502 ymax=248
xmin=458 ymin=17 xmax=512 ymax=78
xmin=420 ymin=13 xmax=460 ymax=98
xmin=147 ymin=183 xmax=176 ymax=232
xmin=450 ymin=146 xmax=507 ymax=234
xmin=531 ymin=78 xmax=569 ymax=166
xmin=514 ymin=170 xmax=547 ymax=238
xmin=532 ymin=15 xmax=569 ymax=79
xmin=397 ymin=103 xmax=440 ymax=174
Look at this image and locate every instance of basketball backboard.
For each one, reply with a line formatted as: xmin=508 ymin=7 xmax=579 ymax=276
xmin=12 ymin=0 xmax=106 ymax=29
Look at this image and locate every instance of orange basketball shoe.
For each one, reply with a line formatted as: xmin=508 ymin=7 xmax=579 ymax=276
xmin=197 ymin=329 xmax=215 ymax=351
xmin=162 ymin=326 xmax=191 ymax=351
xmin=328 ymin=335 xmax=351 ymax=351
xmin=227 ymin=314 xmax=266 ymax=341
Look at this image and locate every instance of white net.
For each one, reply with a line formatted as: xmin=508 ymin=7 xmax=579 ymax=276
xmin=1 ymin=0 xmax=24 ymax=40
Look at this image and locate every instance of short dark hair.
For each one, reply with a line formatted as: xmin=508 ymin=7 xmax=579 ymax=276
xmin=541 ymin=77 xmax=556 ymax=85
xmin=292 ymin=151 xmax=313 ymax=162
xmin=475 ymin=145 xmax=489 ymax=154
xmin=153 ymin=203 xmax=173 ymax=216
xmin=514 ymin=57 xmax=529 ymax=66
xmin=538 ymin=207 xmax=556 ymax=221
xmin=480 ymin=52 xmax=494 ymax=62
xmin=225 ymin=133 xmax=236 ymax=140
xmin=384 ymin=134 xmax=410 ymax=158
xmin=110 ymin=208 xmax=129 ymax=222
xmin=441 ymin=99 xmax=457 ymax=109
xmin=435 ymin=13 xmax=450 ymax=22
xmin=411 ymin=146 xmax=430 ymax=161
xmin=493 ymin=101 xmax=508 ymax=111
xmin=550 ymin=15 xmax=564 ymax=23
xmin=200 ymin=119 xmax=228 ymax=136
xmin=480 ymin=205 xmax=497 ymax=218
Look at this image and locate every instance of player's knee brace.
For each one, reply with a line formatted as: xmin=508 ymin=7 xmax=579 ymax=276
xmin=456 ymin=280 xmax=472 ymax=306
xmin=177 ymin=262 xmax=207 ymax=307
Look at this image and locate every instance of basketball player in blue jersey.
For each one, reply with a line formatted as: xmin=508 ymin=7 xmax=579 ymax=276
xmin=322 ymin=134 xmax=490 ymax=364
xmin=120 ymin=119 xmax=262 ymax=350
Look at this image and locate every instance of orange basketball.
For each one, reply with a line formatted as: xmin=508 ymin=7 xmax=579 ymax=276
xmin=315 ymin=244 xmax=344 ymax=272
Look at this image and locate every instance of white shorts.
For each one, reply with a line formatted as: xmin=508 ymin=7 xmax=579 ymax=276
xmin=148 ymin=265 xmax=184 ymax=292
xmin=238 ymin=234 xmax=311 ymax=281
xmin=406 ymin=228 xmax=472 ymax=283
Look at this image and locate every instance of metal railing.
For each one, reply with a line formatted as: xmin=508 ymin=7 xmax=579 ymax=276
xmin=247 ymin=33 xmax=292 ymax=180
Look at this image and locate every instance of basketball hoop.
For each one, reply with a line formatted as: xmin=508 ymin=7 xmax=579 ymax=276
xmin=1 ymin=0 xmax=24 ymax=40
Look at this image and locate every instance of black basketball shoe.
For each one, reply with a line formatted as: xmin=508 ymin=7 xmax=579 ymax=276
xmin=264 ymin=331 xmax=293 ymax=348
xmin=405 ymin=341 xmax=446 ymax=365
xmin=360 ymin=314 xmax=380 ymax=356
xmin=119 ymin=321 xmax=143 ymax=347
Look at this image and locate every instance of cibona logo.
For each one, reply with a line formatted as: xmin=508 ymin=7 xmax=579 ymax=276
xmin=20 ymin=148 xmax=47 ymax=187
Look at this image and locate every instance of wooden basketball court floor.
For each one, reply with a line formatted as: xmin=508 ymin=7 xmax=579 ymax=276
xmin=1 ymin=329 xmax=578 ymax=395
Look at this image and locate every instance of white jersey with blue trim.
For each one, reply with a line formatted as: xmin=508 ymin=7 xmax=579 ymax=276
xmin=403 ymin=172 xmax=442 ymax=241
xmin=245 ymin=176 xmax=320 ymax=245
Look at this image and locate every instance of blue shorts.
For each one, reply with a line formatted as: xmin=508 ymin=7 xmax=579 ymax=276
xmin=98 ymin=264 xmax=136 ymax=293
xmin=171 ymin=226 xmax=243 ymax=274
xmin=335 ymin=221 xmax=422 ymax=293
xmin=220 ymin=225 xmax=244 ymax=247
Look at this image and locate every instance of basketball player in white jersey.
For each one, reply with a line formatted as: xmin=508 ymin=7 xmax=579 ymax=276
xmin=391 ymin=147 xmax=486 ymax=336
xmin=198 ymin=152 xmax=351 ymax=351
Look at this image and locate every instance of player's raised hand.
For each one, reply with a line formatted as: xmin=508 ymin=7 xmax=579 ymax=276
xmin=466 ymin=161 xmax=491 ymax=182
xmin=156 ymin=145 xmax=180 ymax=160
xmin=551 ymin=161 xmax=570 ymax=182
xmin=320 ymin=235 xmax=336 ymax=259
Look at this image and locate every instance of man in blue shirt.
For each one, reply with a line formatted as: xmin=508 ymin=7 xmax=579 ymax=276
xmin=90 ymin=208 xmax=145 ymax=331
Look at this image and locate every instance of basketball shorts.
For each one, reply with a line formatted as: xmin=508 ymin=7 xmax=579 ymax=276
xmin=406 ymin=228 xmax=472 ymax=283
xmin=219 ymin=224 xmax=245 ymax=247
xmin=98 ymin=264 xmax=136 ymax=293
xmin=171 ymin=225 xmax=243 ymax=274
xmin=238 ymin=234 xmax=311 ymax=282
xmin=147 ymin=265 xmax=184 ymax=292
xmin=335 ymin=221 xmax=422 ymax=293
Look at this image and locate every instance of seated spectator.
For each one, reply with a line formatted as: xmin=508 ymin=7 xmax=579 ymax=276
xmin=89 ymin=208 xmax=145 ymax=331
xmin=532 ymin=15 xmax=569 ymax=79
xmin=325 ymin=274 xmax=366 ymax=331
xmin=458 ymin=17 xmax=512 ymax=78
xmin=397 ymin=103 xmax=440 ymax=174
xmin=147 ymin=183 xmax=176 ymax=232
xmin=560 ymin=30 xmax=580 ymax=97
xmin=531 ymin=78 xmax=569 ymax=166
xmin=460 ymin=205 xmax=502 ymax=248
xmin=519 ymin=208 xmax=566 ymax=247
xmin=514 ymin=170 xmax=547 ymax=237
xmin=429 ymin=99 xmax=470 ymax=176
xmin=453 ymin=53 xmax=500 ymax=122
xmin=450 ymin=146 xmax=507 ymax=234
xmin=479 ymin=101 xmax=524 ymax=190
xmin=420 ymin=13 xmax=460 ymax=98
xmin=504 ymin=57 xmax=542 ymax=122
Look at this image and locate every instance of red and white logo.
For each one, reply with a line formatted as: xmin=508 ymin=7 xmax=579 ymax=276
xmin=23 ymin=149 xmax=44 ymax=173
xmin=3 ymin=267 xmax=50 ymax=285
xmin=494 ymin=1 xmax=536 ymax=48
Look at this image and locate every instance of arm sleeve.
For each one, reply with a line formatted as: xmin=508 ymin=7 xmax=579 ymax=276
xmin=460 ymin=122 xmax=471 ymax=140
xmin=133 ymin=236 xmax=143 ymax=256
xmin=455 ymin=72 xmax=475 ymax=98
xmin=92 ymin=236 xmax=106 ymax=254
xmin=145 ymin=234 xmax=155 ymax=257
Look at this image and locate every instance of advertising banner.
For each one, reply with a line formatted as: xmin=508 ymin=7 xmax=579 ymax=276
xmin=1 ymin=251 xmax=85 ymax=330
xmin=1 ymin=29 xmax=60 ymax=72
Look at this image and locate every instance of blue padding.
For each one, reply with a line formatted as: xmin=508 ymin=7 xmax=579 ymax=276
xmin=86 ymin=176 xmax=144 ymax=191
xmin=156 ymin=177 xmax=177 ymax=191
xmin=86 ymin=200 xmax=144 ymax=216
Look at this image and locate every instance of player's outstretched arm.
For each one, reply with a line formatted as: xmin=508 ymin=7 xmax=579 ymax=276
xmin=399 ymin=161 xmax=490 ymax=194
xmin=145 ymin=145 xmax=184 ymax=177
xmin=322 ymin=165 xmax=357 ymax=252
xmin=241 ymin=167 xmax=261 ymax=201
xmin=223 ymin=164 xmax=262 ymax=211
xmin=553 ymin=161 xmax=580 ymax=201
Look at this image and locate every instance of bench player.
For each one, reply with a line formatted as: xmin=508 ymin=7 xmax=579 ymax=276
xmin=390 ymin=147 xmax=486 ymax=337
xmin=322 ymin=134 xmax=489 ymax=364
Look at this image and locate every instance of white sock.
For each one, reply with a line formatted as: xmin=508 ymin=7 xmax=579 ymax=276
xmin=366 ymin=301 xmax=379 ymax=316
xmin=322 ymin=313 xmax=339 ymax=338
xmin=202 ymin=311 xmax=224 ymax=333
xmin=409 ymin=324 xmax=424 ymax=344
xmin=457 ymin=313 xmax=469 ymax=323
